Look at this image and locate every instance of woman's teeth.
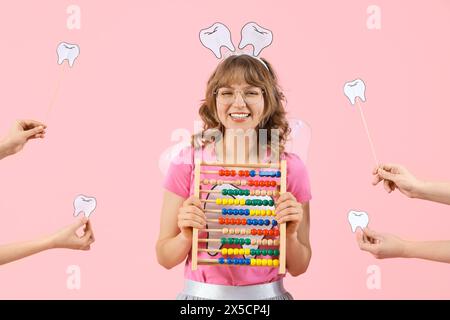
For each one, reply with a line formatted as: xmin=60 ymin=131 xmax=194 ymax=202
xmin=230 ymin=113 xmax=250 ymax=119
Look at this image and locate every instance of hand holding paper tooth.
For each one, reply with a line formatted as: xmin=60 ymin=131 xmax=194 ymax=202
xmin=372 ymin=164 xmax=422 ymax=197
xmin=0 ymin=120 xmax=47 ymax=159
xmin=50 ymin=217 xmax=95 ymax=250
xmin=356 ymin=228 xmax=407 ymax=259
xmin=74 ymin=195 xmax=97 ymax=218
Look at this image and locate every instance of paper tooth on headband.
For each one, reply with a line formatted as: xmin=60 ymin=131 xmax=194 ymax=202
xmin=199 ymin=23 xmax=235 ymax=59
xmin=343 ymin=79 xmax=366 ymax=105
xmin=57 ymin=42 xmax=80 ymax=67
xmin=239 ymin=22 xmax=273 ymax=56
xmin=73 ymin=195 xmax=97 ymax=218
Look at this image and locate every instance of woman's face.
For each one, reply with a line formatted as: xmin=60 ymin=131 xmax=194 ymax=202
xmin=216 ymin=82 xmax=264 ymax=131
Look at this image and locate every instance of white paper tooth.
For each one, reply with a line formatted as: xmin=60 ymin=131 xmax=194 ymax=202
xmin=347 ymin=210 xmax=369 ymax=233
xmin=239 ymin=22 xmax=273 ymax=56
xmin=73 ymin=195 xmax=96 ymax=218
xmin=57 ymin=42 xmax=80 ymax=67
xmin=343 ymin=79 xmax=366 ymax=105
xmin=199 ymin=23 xmax=235 ymax=59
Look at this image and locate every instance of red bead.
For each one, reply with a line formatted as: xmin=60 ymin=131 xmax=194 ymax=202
xmin=259 ymin=180 xmax=264 ymax=187
xmin=236 ymin=219 xmax=241 ymax=225
xmin=269 ymin=230 xmax=274 ymax=236
xmin=265 ymin=181 xmax=270 ymax=187
xmin=274 ymin=229 xmax=280 ymax=236
xmin=230 ymin=218 xmax=236 ymax=225
xmin=225 ymin=218 xmax=230 ymax=225
xmin=219 ymin=217 xmax=224 ymax=224
xmin=270 ymin=181 xmax=276 ymax=187
xmin=241 ymin=218 xmax=247 ymax=225
xmin=263 ymin=229 xmax=269 ymax=236
xmin=225 ymin=170 xmax=230 ymax=176
xmin=257 ymin=229 xmax=263 ymax=236
xmin=231 ymin=170 xmax=236 ymax=176
xmin=238 ymin=170 xmax=244 ymax=176
xmin=248 ymin=180 xmax=254 ymax=186
xmin=245 ymin=170 xmax=249 ymax=177
xmin=219 ymin=169 xmax=225 ymax=176
xmin=251 ymin=229 xmax=257 ymax=235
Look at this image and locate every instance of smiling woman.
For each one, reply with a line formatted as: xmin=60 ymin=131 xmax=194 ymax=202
xmin=157 ymin=54 xmax=312 ymax=300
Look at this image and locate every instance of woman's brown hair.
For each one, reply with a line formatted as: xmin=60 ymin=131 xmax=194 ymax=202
xmin=193 ymin=54 xmax=290 ymax=154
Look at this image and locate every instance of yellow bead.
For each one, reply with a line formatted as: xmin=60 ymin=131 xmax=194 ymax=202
xmin=240 ymin=199 xmax=245 ymax=205
xmin=222 ymin=248 xmax=228 ymax=255
xmin=256 ymin=259 xmax=262 ymax=266
xmin=234 ymin=199 xmax=240 ymax=205
xmin=251 ymin=259 xmax=256 ymax=266
xmin=216 ymin=198 xmax=222 ymax=205
xmin=245 ymin=249 xmax=250 ymax=255
xmin=250 ymin=209 xmax=255 ymax=216
xmin=239 ymin=249 xmax=245 ymax=255
xmin=255 ymin=210 xmax=261 ymax=216
xmin=261 ymin=210 xmax=266 ymax=216
xmin=234 ymin=248 xmax=239 ymax=255
xmin=228 ymin=248 xmax=234 ymax=255
xmin=262 ymin=259 xmax=268 ymax=266
xmin=273 ymin=259 xmax=279 ymax=267
xmin=267 ymin=259 xmax=273 ymax=266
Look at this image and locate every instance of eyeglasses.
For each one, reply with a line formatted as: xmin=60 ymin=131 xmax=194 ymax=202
xmin=214 ymin=87 xmax=264 ymax=105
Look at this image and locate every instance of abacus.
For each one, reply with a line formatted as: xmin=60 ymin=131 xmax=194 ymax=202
xmin=192 ymin=160 xmax=287 ymax=274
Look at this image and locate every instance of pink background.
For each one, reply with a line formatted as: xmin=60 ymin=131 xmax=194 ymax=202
xmin=0 ymin=0 xmax=449 ymax=299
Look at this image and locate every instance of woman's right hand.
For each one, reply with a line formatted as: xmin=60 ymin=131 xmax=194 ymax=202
xmin=177 ymin=196 xmax=206 ymax=241
xmin=372 ymin=163 xmax=423 ymax=198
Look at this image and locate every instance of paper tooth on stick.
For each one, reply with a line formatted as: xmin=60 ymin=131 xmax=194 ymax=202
xmin=348 ymin=210 xmax=369 ymax=233
xmin=73 ymin=195 xmax=97 ymax=218
xmin=57 ymin=42 xmax=80 ymax=67
xmin=343 ymin=79 xmax=366 ymax=105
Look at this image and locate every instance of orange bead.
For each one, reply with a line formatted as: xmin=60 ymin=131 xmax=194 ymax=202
xmin=231 ymin=170 xmax=236 ymax=176
xmin=274 ymin=229 xmax=280 ymax=236
xmin=219 ymin=169 xmax=225 ymax=176
xmin=270 ymin=181 xmax=276 ymax=187
xmin=219 ymin=217 xmax=225 ymax=224
xmin=251 ymin=229 xmax=257 ymax=235
xmin=257 ymin=229 xmax=263 ymax=236
xmin=264 ymin=229 xmax=269 ymax=236
xmin=269 ymin=230 xmax=274 ymax=236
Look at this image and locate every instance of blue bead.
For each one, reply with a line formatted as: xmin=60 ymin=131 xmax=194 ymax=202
xmin=272 ymin=220 xmax=278 ymax=226
xmin=234 ymin=258 xmax=239 ymax=264
xmin=276 ymin=171 xmax=281 ymax=177
xmin=219 ymin=257 xmax=225 ymax=264
xmin=247 ymin=219 xmax=253 ymax=225
xmin=258 ymin=219 xmax=264 ymax=226
xmin=222 ymin=208 xmax=227 ymax=215
xmin=233 ymin=209 xmax=239 ymax=215
xmin=245 ymin=209 xmax=250 ymax=216
xmin=250 ymin=170 xmax=256 ymax=177
xmin=245 ymin=259 xmax=251 ymax=265
xmin=265 ymin=219 xmax=270 ymax=226
xmin=239 ymin=209 xmax=244 ymax=215
xmin=227 ymin=258 xmax=233 ymax=264
xmin=259 ymin=171 xmax=264 ymax=177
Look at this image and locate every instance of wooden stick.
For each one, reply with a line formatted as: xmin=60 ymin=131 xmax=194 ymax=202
xmin=191 ymin=159 xmax=201 ymax=271
xmin=204 ymin=228 xmax=223 ymax=232
xmin=279 ymin=159 xmax=287 ymax=274
xmin=201 ymin=162 xmax=280 ymax=169
xmin=198 ymin=238 xmax=221 ymax=243
xmin=198 ymin=248 xmax=221 ymax=253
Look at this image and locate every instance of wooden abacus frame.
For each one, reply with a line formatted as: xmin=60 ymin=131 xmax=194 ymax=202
xmin=192 ymin=160 xmax=287 ymax=274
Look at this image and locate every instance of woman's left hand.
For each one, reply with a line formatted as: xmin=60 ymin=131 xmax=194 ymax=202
xmin=275 ymin=192 xmax=303 ymax=236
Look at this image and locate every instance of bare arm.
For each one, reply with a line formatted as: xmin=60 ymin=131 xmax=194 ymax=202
xmin=0 ymin=218 xmax=94 ymax=266
xmin=416 ymin=181 xmax=450 ymax=205
xmin=275 ymin=192 xmax=311 ymax=276
xmin=156 ymin=191 xmax=206 ymax=269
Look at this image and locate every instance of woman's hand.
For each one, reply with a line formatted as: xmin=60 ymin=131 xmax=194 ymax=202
xmin=177 ymin=196 xmax=206 ymax=241
xmin=49 ymin=217 xmax=95 ymax=250
xmin=0 ymin=120 xmax=46 ymax=158
xmin=275 ymin=192 xmax=303 ymax=236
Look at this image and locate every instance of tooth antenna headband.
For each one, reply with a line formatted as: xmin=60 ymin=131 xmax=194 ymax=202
xmin=199 ymin=22 xmax=273 ymax=71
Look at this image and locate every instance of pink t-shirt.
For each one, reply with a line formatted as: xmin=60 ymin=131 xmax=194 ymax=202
xmin=163 ymin=146 xmax=312 ymax=286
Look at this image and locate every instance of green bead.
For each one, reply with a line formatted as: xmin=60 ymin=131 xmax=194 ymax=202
xmin=268 ymin=249 xmax=274 ymax=256
xmin=245 ymin=199 xmax=251 ymax=205
xmin=239 ymin=190 xmax=244 ymax=195
xmin=252 ymin=200 xmax=258 ymax=206
xmin=258 ymin=199 xmax=263 ymax=206
xmin=239 ymin=238 xmax=245 ymax=245
xmin=233 ymin=189 xmax=238 ymax=195
xmin=221 ymin=238 xmax=227 ymax=244
xmin=263 ymin=200 xmax=269 ymax=206
xmin=245 ymin=238 xmax=251 ymax=245
xmin=245 ymin=190 xmax=250 ymax=196
xmin=274 ymin=249 xmax=279 ymax=256
xmin=261 ymin=250 xmax=268 ymax=256
xmin=268 ymin=200 xmax=274 ymax=206
xmin=227 ymin=238 xmax=234 ymax=244
xmin=250 ymin=249 xmax=255 ymax=255
xmin=222 ymin=189 xmax=228 ymax=195
xmin=256 ymin=249 xmax=261 ymax=255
